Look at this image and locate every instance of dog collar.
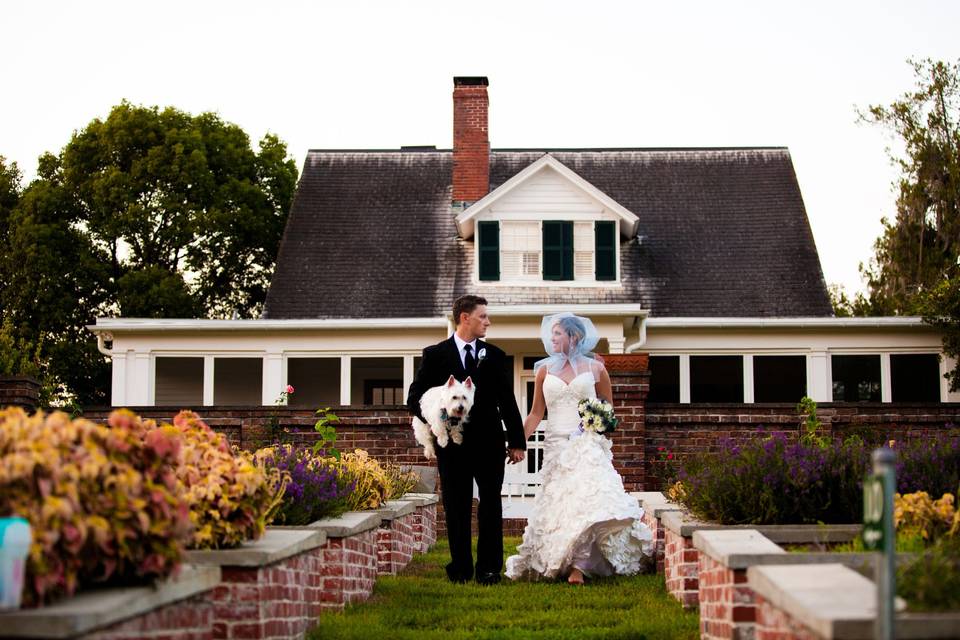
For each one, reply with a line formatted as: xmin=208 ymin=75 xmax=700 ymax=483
xmin=441 ymin=409 xmax=462 ymax=426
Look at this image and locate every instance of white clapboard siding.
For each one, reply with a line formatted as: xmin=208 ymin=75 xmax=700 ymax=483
xmin=492 ymin=167 xmax=608 ymax=219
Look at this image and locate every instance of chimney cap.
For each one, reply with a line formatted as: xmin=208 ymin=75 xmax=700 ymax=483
xmin=453 ymin=76 xmax=488 ymax=87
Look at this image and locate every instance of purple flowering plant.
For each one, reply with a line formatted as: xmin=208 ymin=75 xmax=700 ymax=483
xmin=257 ymin=444 xmax=354 ymax=525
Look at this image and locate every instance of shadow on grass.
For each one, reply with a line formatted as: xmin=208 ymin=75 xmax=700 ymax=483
xmin=309 ymin=537 xmax=699 ymax=640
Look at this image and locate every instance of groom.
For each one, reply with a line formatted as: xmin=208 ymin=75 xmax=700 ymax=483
xmin=407 ymin=295 xmax=526 ymax=585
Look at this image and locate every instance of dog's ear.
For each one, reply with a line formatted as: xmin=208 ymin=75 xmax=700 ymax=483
xmin=463 ymin=376 xmax=474 ymax=389
xmin=446 ymin=374 xmax=457 ymax=387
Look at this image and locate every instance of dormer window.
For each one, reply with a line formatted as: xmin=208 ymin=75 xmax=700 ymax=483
xmin=477 ymin=219 xmax=618 ymax=283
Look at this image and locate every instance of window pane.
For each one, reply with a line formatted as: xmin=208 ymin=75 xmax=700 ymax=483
xmin=753 ymin=356 xmax=806 ymax=403
xmin=647 ymin=356 xmax=680 ymax=403
xmin=214 ymin=358 xmax=263 ymax=406
xmin=691 ymin=356 xmax=743 ymax=402
xmin=287 ymin=358 xmax=341 ymax=407
xmin=155 ymin=357 xmax=203 ymax=406
xmin=831 ymin=355 xmax=881 ymax=402
xmin=891 ymin=354 xmax=940 ymax=402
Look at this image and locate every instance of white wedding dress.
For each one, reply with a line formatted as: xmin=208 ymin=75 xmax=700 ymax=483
xmin=505 ymin=371 xmax=654 ymax=580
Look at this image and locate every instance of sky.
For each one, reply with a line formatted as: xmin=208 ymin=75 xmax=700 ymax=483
xmin=3 ymin=0 xmax=959 ymax=296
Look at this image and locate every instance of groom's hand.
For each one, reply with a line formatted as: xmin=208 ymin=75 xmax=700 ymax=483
xmin=507 ymin=448 xmax=525 ymax=464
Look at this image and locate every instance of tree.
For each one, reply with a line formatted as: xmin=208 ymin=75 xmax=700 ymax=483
xmin=60 ymin=102 xmax=298 ymax=318
xmin=858 ymin=59 xmax=960 ymax=314
xmin=859 ymin=58 xmax=960 ymax=388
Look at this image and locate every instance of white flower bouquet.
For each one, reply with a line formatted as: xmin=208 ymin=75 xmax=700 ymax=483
xmin=577 ymin=398 xmax=618 ymax=435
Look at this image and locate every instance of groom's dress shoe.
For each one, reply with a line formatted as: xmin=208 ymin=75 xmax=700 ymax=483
xmin=446 ymin=563 xmax=471 ymax=584
xmin=475 ymin=572 xmax=502 ymax=586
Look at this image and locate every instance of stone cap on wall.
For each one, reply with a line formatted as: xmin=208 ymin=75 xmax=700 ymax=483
xmin=631 ymin=492 xmax=684 ymax=518
xmin=299 ymin=511 xmax=383 ymax=537
xmin=402 ymin=492 xmax=440 ymax=507
xmin=748 ymin=563 xmax=907 ymax=639
xmin=185 ymin=528 xmax=326 ymax=567
xmin=377 ymin=499 xmax=416 ymax=522
xmin=0 ymin=564 xmax=220 ymax=638
xmin=663 ymin=511 xmax=861 ymax=544
xmin=693 ymin=529 xmax=785 ymax=569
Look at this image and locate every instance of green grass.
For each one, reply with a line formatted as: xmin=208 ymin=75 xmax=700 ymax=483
xmin=309 ymin=537 xmax=699 ymax=640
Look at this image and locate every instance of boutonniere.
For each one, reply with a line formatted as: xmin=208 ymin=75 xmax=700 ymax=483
xmin=477 ymin=348 xmax=488 ymax=365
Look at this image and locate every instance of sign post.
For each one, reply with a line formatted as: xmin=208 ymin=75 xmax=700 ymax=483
xmin=864 ymin=448 xmax=896 ymax=640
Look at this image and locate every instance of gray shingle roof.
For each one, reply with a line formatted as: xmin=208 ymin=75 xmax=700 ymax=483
xmin=263 ymin=148 xmax=833 ymax=319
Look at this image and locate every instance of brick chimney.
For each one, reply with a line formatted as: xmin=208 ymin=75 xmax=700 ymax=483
xmin=452 ymin=76 xmax=489 ymax=205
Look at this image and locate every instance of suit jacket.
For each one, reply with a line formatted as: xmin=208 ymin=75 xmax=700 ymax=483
xmin=406 ymin=336 xmax=526 ymax=452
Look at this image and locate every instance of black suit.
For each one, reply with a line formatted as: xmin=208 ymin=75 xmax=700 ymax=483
xmin=406 ymin=336 xmax=525 ymax=581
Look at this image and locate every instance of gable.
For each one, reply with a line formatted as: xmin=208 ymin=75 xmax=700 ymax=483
xmin=455 ymin=154 xmax=639 ymax=239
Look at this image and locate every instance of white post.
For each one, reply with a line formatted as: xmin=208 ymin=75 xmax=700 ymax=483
xmin=679 ymin=354 xmax=691 ymax=404
xmin=743 ymin=355 xmax=754 ymax=403
xmin=340 ymin=356 xmax=352 ymax=406
xmin=132 ymin=352 xmax=151 ymax=406
xmin=111 ymin=351 xmax=128 ymax=407
xmin=403 ymin=355 xmax=414 ymax=401
xmin=262 ymin=353 xmax=283 ymax=406
xmin=941 ymin=354 xmax=958 ymax=402
xmin=203 ymin=356 xmax=215 ymax=406
xmin=880 ymin=353 xmax=892 ymax=403
xmin=807 ymin=352 xmax=830 ymax=402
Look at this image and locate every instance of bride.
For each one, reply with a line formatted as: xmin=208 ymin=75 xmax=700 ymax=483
xmin=505 ymin=313 xmax=653 ymax=584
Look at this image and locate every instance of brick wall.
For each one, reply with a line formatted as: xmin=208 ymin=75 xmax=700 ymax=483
xmin=754 ymin=593 xmax=820 ymax=640
xmin=640 ymin=508 xmax=667 ymax=575
xmin=376 ymin=512 xmax=417 ymax=575
xmin=81 ymin=593 xmax=212 ymax=640
xmin=605 ymin=354 xmax=650 ymax=492
xmin=698 ymin=553 xmax=754 ymax=640
xmin=663 ymin=528 xmax=699 ymax=609
xmin=319 ymin=528 xmax=378 ymax=612
xmin=0 ymin=376 xmax=40 ymax=412
xmin=411 ymin=503 xmax=437 ymax=553
xmin=206 ymin=548 xmax=324 ymax=639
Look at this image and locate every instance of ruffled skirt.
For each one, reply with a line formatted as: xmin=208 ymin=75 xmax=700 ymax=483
xmin=505 ymin=431 xmax=654 ymax=580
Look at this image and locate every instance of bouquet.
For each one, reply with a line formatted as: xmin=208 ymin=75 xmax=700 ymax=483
xmin=578 ymin=398 xmax=618 ymax=435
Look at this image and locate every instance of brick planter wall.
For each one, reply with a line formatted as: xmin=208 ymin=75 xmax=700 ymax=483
xmin=753 ymin=594 xmax=819 ymax=640
xmin=410 ymin=502 xmax=437 ymax=553
xmin=319 ymin=528 xmax=378 ymax=612
xmin=82 ymin=593 xmax=213 ymax=640
xmin=376 ymin=504 xmax=417 ymax=575
xmin=640 ymin=508 xmax=667 ymax=575
xmin=697 ymin=553 xmax=754 ymax=640
xmin=0 ymin=376 xmax=40 ymax=412
xmin=663 ymin=528 xmax=699 ymax=609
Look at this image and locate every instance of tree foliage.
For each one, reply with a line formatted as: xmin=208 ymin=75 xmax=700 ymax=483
xmin=858 ymin=59 xmax=960 ymax=313
xmin=857 ymin=58 xmax=960 ymax=389
xmin=0 ymin=104 xmax=298 ymax=405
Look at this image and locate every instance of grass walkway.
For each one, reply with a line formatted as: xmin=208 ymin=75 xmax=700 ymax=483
xmin=309 ymin=538 xmax=699 ymax=640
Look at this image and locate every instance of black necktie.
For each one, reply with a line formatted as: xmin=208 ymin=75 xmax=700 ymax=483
xmin=464 ymin=343 xmax=476 ymax=373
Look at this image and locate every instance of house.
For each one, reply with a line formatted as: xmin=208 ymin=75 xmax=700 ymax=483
xmin=89 ymin=77 xmax=958 ymax=413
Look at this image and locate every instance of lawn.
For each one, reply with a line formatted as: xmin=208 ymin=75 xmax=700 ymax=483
xmin=309 ymin=537 xmax=699 ymax=640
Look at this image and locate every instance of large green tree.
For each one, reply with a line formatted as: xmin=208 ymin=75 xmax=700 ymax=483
xmin=0 ymin=104 xmax=298 ymax=405
xmin=61 ymin=102 xmax=298 ymax=318
xmin=855 ymin=58 xmax=960 ymax=388
xmin=857 ymin=58 xmax=960 ymax=314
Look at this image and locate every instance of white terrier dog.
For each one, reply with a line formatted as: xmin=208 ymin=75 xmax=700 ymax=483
xmin=412 ymin=375 xmax=475 ymax=459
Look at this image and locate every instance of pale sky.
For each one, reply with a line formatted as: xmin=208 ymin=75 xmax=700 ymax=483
xmin=4 ymin=0 xmax=959 ymax=296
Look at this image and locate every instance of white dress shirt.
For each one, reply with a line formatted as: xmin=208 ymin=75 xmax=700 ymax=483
xmin=452 ymin=334 xmax=478 ymax=370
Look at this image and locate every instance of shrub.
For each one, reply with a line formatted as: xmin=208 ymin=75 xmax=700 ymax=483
xmin=156 ymin=411 xmax=286 ymax=549
xmin=383 ymin=462 xmax=420 ymax=500
xmin=0 ymin=408 xmax=192 ymax=605
xmin=255 ymin=444 xmax=352 ymax=525
xmin=334 ymin=450 xmax=391 ymax=511
xmin=895 ymin=434 xmax=960 ymax=498
xmin=898 ymin=536 xmax=960 ymax=612
xmin=895 ymin=491 xmax=959 ymax=543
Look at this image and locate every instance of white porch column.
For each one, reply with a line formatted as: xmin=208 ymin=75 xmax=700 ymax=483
xmin=743 ymin=355 xmax=754 ymax=403
xmin=880 ymin=353 xmax=892 ymax=403
xmin=941 ymin=355 xmax=959 ymax=402
xmin=607 ymin=337 xmax=626 ymax=354
xmin=203 ymin=356 xmax=215 ymax=406
xmin=807 ymin=352 xmax=830 ymax=402
xmin=111 ymin=351 xmax=128 ymax=406
xmin=131 ymin=352 xmax=151 ymax=406
xmin=403 ymin=355 xmax=414 ymax=400
xmin=679 ymin=354 xmax=691 ymax=404
xmin=340 ymin=356 xmax=352 ymax=406
xmin=262 ymin=353 xmax=283 ymax=406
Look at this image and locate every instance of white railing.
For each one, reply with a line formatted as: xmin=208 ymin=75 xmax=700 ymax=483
xmin=502 ymin=426 xmax=546 ymax=501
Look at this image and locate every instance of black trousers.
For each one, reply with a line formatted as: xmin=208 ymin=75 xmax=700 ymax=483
xmin=436 ymin=440 xmax=505 ymax=580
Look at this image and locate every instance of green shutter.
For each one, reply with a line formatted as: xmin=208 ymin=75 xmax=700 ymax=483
xmin=543 ymin=221 xmax=573 ymax=281
xmin=595 ymin=221 xmax=616 ymax=281
xmin=478 ymin=221 xmax=500 ymax=281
